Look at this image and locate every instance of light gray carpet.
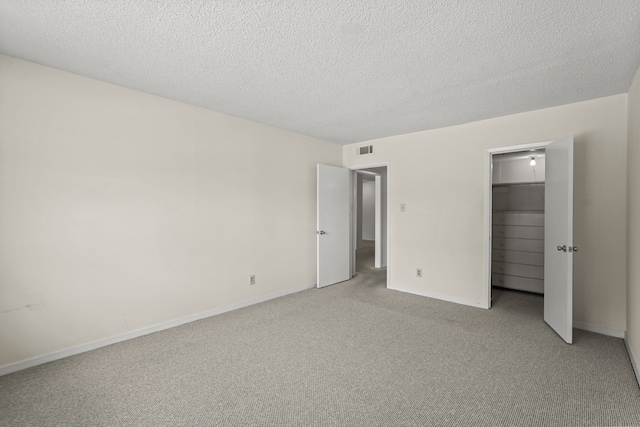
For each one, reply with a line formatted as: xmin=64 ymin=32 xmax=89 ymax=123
xmin=1 ymin=240 xmax=639 ymax=426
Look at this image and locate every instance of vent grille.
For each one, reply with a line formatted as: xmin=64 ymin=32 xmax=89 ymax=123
xmin=357 ymin=145 xmax=374 ymax=156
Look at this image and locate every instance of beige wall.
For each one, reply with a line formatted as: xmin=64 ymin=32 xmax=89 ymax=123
xmin=344 ymin=95 xmax=628 ymax=332
xmin=0 ymin=55 xmax=341 ymax=368
xmin=628 ymin=66 xmax=640 ymax=367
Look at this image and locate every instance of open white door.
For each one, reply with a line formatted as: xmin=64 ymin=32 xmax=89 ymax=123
xmin=317 ymin=164 xmax=351 ymax=288
xmin=544 ymin=135 xmax=574 ymax=344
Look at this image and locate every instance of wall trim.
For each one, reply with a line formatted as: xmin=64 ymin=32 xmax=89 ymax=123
xmin=0 ymin=282 xmax=316 ymax=377
xmin=573 ymin=321 xmax=625 ymax=338
xmin=389 ymin=284 xmax=487 ymax=309
xmin=624 ymin=332 xmax=640 ymax=388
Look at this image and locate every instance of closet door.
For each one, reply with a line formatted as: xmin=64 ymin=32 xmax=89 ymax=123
xmin=544 ymin=135 xmax=574 ymax=344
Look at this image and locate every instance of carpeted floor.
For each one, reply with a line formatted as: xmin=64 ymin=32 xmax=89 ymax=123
xmin=1 ymin=240 xmax=639 ymax=426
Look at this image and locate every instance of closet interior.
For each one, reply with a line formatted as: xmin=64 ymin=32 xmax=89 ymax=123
xmin=491 ymin=149 xmax=546 ymax=294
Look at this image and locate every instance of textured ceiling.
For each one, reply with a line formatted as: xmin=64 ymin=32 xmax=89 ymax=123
xmin=1 ymin=1 xmax=639 ymax=145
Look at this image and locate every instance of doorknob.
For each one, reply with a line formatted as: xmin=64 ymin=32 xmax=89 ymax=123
xmin=317 ymin=230 xmax=327 ymax=235
xmin=557 ymin=245 xmax=567 ymax=252
xmin=569 ymin=246 xmax=578 ymax=252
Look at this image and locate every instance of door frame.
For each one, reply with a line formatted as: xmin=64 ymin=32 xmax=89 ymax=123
xmin=350 ymin=162 xmax=391 ymax=288
xmin=353 ymin=170 xmax=384 ymax=268
xmin=484 ymin=141 xmax=551 ymax=309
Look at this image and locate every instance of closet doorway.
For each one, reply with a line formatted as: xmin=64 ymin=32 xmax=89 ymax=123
xmin=485 ymin=135 xmax=575 ymax=344
xmin=491 ymin=149 xmax=546 ymax=294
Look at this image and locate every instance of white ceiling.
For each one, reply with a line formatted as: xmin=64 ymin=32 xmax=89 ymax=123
xmin=1 ymin=1 xmax=639 ymax=145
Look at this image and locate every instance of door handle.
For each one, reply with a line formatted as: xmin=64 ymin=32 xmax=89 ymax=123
xmin=569 ymin=246 xmax=578 ymax=252
xmin=557 ymin=245 xmax=567 ymax=252
xmin=317 ymin=230 xmax=327 ymax=235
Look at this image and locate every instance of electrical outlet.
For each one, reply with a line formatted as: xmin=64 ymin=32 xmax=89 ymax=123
xmin=250 ymin=275 xmax=256 ymax=285
xmin=416 ymin=268 xmax=422 ymax=278
xmin=400 ymin=203 xmax=406 ymax=212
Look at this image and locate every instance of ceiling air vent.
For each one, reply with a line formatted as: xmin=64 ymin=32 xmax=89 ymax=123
xmin=357 ymin=145 xmax=374 ymax=156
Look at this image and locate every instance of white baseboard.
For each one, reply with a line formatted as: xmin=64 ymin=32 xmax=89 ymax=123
xmin=573 ymin=322 xmax=625 ymax=338
xmin=0 ymin=283 xmax=316 ymax=377
xmin=386 ymin=288 xmax=630 ymax=339
xmin=389 ymin=284 xmax=486 ymax=309
xmin=624 ymin=333 xmax=640 ymax=388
